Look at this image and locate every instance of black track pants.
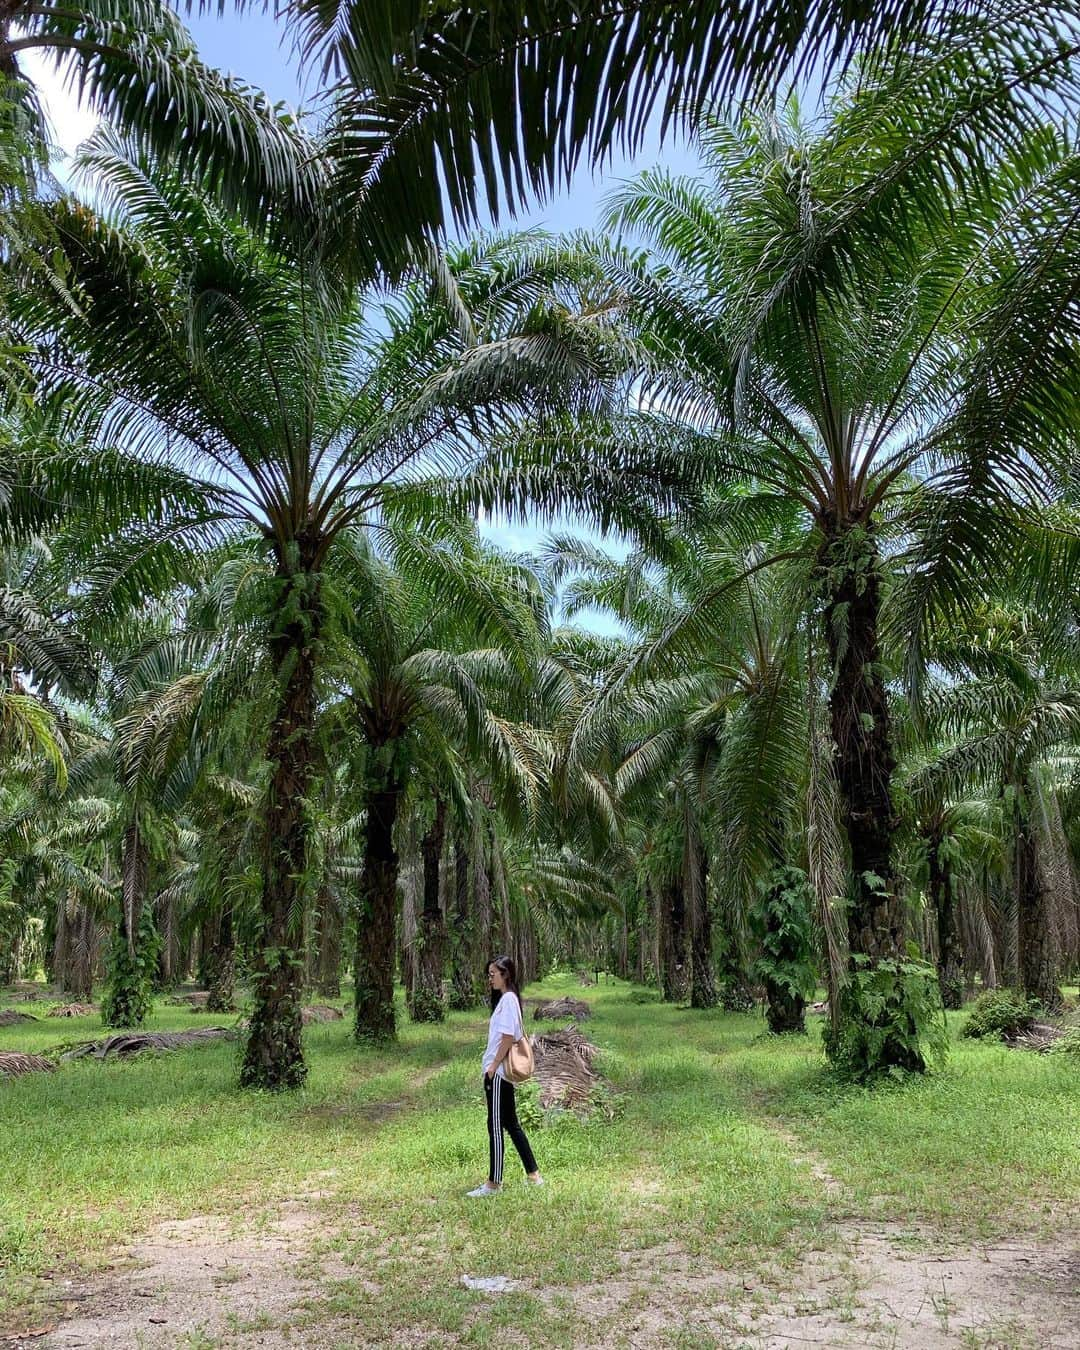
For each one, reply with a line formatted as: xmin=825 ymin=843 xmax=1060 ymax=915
xmin=485 ymin=1073 xmax=537 ymax=1183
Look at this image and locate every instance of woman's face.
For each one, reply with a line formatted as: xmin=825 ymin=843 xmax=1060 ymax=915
xmin=488 ymin=963 xmax=508 ymax=993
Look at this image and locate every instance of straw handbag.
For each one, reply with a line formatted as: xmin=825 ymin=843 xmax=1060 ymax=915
xmin=505 ymin=1034 xmax=535 ymax=1084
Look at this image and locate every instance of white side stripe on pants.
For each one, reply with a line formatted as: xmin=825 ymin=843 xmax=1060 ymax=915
xmin=492 ymin=1072 xmax=503 ymax=1183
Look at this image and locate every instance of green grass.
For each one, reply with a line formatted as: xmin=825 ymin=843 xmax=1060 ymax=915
xmin=1 ymin=974 xmax=1077 ymax=1344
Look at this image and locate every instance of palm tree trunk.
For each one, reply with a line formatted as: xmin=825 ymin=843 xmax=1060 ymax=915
xmin=492 ymin=839 xmax=512 ymax=955
xmin=241 ymin=545 xmax=322 ymax=1090
xmin=635 ymin=880 xmax=648 ymax=984
xmin=687 ymin=828 xmax=717 ymax=1009
xmin=763 ymin=970 xmax=806 ymax=1033
xmin=103 ymin=823 xmax=152 ymax=1028
xmin=514 ymin=914 xmax=538 ymax=986
xmin=617 ymin=911 xmax=629 ymax=979
xmin=155 ymin=890 xmax=180 ymax=990
xmin=820 ymin=523 xmax=932 ymax=1071
xmin=659 ymin=876 xmax=689 ymax=1002
xmin=449 ymin=832 xmax=480 ymax=1009
xmin=1015 ymin=793 xmax=1061 ymax=1009
xmin=928 ymin=828 xmax=963 ymax=1009
xmin=411 ymin=797 xmax=448 ymax=1022
xmin=315 ymin=889 xmax=343 ymax=999
xmin=821 ymin=525 xmax=905 ymax=965
xmin=473 ymin=820 xmax=494 ymax=967
xmin=204 ymin=908 xmax=236 ymax=1012
xmin=52 ymin=896 xmax=69 ymax=993
xmin=70 ymin=904 xmax=97 ymax=1002
xmin=354 ymin=772 xmax=402 ymax=1042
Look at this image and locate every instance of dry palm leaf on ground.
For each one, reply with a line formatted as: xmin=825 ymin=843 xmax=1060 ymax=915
xmin=533 ymin=996 xmax=591 ymax=1021
xmin=61 ymin=1027 xmax=237 ymax=1060
xmin=302 ymin=1005 xmax=344 ymax=1024
xmin=0 ymin=1009 xmax=39 ymax=1025
xmin=531 ymin=1025 xmax=612 ymax=1115
xmin=167 ymin=990 xmax=210 ymax=1007
xmin=48 ymin=1003 xmax=97 ymax=1018
xmin=0 ymin=1052 xmax=55 ymax=1077
xmin=5 ymin=984 xmax=52 ymax=1002
xmin=1007 ymin=1010 xmax=1079 ymax=1052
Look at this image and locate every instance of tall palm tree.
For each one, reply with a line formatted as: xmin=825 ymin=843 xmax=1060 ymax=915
xmin=550 ymin=514 xmax=817 ymax=1012
xmin=14 ymin=140 xmax=628 ymax=1084
xmin=911 ymin=607 xmax=1080 ymax=1008
xmin=0 ymin=2 xmax=314 ymax=219
xmin=0 ymin=756 xmax=114 ymax=989
xmin=0 ymin=542 xmax=92 ymax=783
xmin=332 ymin=522 xmax=552 ymax=1041
xmin=0 ymin=539 xmax=93 ymax=988
xmin=558 ymin=93 xmax=1080 ymax=1067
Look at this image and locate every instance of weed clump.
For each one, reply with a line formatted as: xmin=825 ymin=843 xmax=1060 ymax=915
xmin=962 ymin=989 xmax=1040 ymax=1042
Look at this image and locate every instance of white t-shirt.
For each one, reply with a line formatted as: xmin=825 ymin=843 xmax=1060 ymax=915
xmin=483 ymin=992 xmax=524 ymax=1078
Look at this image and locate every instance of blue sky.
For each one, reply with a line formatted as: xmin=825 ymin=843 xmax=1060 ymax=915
xmin=183 ymin=10 xmax=703 ymax=240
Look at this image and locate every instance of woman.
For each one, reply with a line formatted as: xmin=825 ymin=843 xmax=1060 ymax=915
xmin=466 ymin=954 xmax=543 ymax=1196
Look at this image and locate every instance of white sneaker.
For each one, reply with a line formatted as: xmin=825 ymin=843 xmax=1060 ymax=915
xmin=525 ymin=1176 xmax=545 ymax=1187
xmin=466 ymin=1184 xmax=499 ymax=1197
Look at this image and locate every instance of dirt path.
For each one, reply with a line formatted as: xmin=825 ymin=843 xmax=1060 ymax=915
xmin=6 ymin=1075 xmax=1078 ymax=1349
xmin=20 ymin=1197 xmax=342 ymax=1349
xmin=554 ymin=1224 xmax=1080 ymax=1349
xmin=14 ymin=1195 xmax=1076 ymax=1349
xmin=533 ymin=1120 xmax=1080 ymax=1347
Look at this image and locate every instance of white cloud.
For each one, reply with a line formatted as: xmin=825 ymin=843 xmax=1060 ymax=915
xmin=19 ymin=46 xmax=99 ymax=177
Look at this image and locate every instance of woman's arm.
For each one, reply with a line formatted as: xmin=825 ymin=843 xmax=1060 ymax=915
xmin=486 ymin=1032 xmax=516 ymax=1079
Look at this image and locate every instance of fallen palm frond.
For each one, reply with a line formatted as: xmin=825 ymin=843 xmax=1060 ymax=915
xmin=48 ymin=1003 xmax=97 ymax=1018
xmin=5 ymin=983 xmax=51 ymax=1001
xmin=533 ymin=996 xmax=591 ymax=1021
xmin=1004 ymin=1006 xmax=1080 ymax=1053
xmin=0 ymin=1052 xmax=54 ymax=1077
xmin=531 ymin=1025 xmax=610 ymax=1114
xmin=302 ymin=1005 xmax=344 ymax=1024
xmin=167 ymin=991 xmax=210 ymax=1007
xmin=0 ymin=1009 xmax=39 ymax=1025
xmin=1007 ymin=1022 xmax=1065 ymax=1052
xmin=61 ymin=1027 xmax=236 ymax=1060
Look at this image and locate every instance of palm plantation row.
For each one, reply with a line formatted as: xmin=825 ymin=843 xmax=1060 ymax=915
xmin=2 ymin=2 xmax=1080 ymax=1089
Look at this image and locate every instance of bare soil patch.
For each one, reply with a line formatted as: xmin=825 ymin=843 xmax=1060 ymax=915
xmin=11 ymin=1182 xmax=1077 ymax=1349
xmin=541 ymin=1227 xmax=1080 ymax=1348
xmin=16 ymin=1202 xmax=347 ymax=1350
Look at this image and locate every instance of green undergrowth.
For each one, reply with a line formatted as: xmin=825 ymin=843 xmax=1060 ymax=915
xmin=2 ymin=975 xmax=1077 ymax=1343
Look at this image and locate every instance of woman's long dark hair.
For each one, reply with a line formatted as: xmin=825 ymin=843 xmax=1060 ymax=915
xmin=488 ymin=953 xmax=523 ymax=1015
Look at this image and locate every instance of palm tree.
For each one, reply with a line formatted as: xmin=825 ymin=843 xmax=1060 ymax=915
xmin=332 ymin=522 xmax=552 ymax=1041
xmin=557 ymin=92 xmax=1080 ymax=1066
xmin=0 ymin=540 xmax=95 ymax=983
xmin=0 ymin=2 xmax=314 ymax=219
xmin=550 ymin=515 xmax=817 ymax=1014
xmin=15 ymin=139 xmax=628 ymax=1083
xmin=911 ymin=607 xmax=1080 ymax=1009
xmin=0 ymin=761 xmax=114 ymax=989
xmin=283 ymin=1 xmax=1080 ymax=264
xmin=94 ymin=600 xmax=245 ymax=1023
xmin=0 ymin=541 xmax=94 ymax=781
